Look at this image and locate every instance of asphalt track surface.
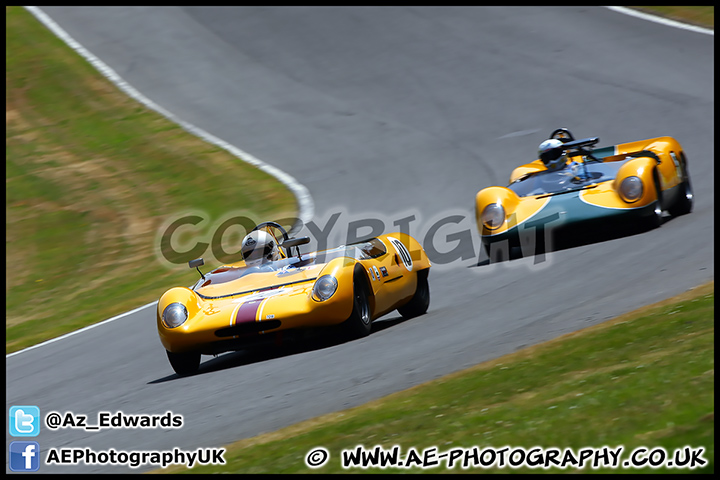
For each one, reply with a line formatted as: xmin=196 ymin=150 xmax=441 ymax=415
xmin=7 ymin=7 xmax=713 ymax=473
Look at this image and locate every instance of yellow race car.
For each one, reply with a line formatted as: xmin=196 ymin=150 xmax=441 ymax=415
xmin=157 ymin=222 xmax=431 ymax=375
xmin=476 ymin=128 xmax=693 ymax=260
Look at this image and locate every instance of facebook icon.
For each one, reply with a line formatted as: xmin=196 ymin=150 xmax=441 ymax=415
xmin=9 ymin=441 xmax=40 ymax=472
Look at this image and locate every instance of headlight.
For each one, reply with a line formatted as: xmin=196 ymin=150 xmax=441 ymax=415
xmin=620 ymin=176 xmax=643 ymax=203
xmin=312 ymin=275 xmax=338 ymax=302
xmin=481 ymin=203 xmax=505 ymax=230
xmin=162 ymin=302 xmax=189 ymax=328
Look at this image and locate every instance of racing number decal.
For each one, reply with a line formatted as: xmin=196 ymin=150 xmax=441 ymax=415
xmin=388 ymin=237 xmax=413 ymax=272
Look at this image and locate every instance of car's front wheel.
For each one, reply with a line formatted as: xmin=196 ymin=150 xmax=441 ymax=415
xmin=397 ymin=269 xmax=430 ymax=319
xmin=668 ymin=161 xmax=693 ymax=217
xmin=343 ymin=277 xmax=372 ymax=339
xmin=642 ymin=172 xmax=663 ymax=230
xmin=643 ymin=201 xmax=663 ymax=230
xmin=166 ymin=350 xmax=200 ymax=376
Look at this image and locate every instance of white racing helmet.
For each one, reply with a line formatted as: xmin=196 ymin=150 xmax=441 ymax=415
xmin=538 ymin=138 xmax=566 ymax=170
xmin=240 ymin=230 xmax=280 ymax=265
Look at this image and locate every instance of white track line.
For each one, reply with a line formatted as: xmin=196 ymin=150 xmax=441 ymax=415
xmin=9 ymin=8 xmax=315 ymax=359
xmin=6 ymin=301 xmax=158 ymax=358
xmin=606 ymin=7 xmax=714 ymax=36
xmin=23 ymin=6 xmax=315 ymax=226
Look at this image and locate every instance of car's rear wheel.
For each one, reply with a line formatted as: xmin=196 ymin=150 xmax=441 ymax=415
xmin=166 ymin=350 xmax=200 ymax=376
xmin=343 ymin=276 xmax=372 ymax=339
xmin=397 ymin=269 xmax=430 ymax=319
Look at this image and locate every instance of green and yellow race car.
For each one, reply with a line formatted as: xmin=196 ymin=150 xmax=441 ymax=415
xmin=475 ymin=128 xmax=693 ymax=259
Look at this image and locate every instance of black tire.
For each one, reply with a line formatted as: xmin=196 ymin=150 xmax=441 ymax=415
xmin=642 ymin=201 xmax=663 ymax=231
xmin=166 ymin=350 xmax=200 ymax=376
xmin=485 ymin=240 xmax=513 ymax=263
xmin=397 ymin=269 xmax=430 ymax=319
xmin=668 ymin=162 xmax=693 ymax=217
xmin=343 ymin=276 xmax=372 ymax=338
xmin=642 ymin=172 xmax=663 ymax=230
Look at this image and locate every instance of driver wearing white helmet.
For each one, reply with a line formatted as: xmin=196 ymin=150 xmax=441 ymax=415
xmin=240 ymin=230 xmax=281 ymax=266
xmin=537 ymin=138 xmax=568 ymax=171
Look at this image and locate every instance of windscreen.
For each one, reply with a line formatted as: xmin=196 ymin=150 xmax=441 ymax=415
xmin=508 ymin=161 xmax=625 ymax=197
xmin=192 ymin=238 xmax=388 ymax=290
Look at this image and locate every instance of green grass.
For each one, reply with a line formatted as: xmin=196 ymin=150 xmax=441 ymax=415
xmin=160 ymin=282 xmax=714 ymax=474
xmin=629 ymin=6 xmax=714 ymax=29
xmin=5 ymin=6 xmax=299 ymax=353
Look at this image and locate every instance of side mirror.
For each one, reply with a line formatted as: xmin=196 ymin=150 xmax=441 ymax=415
xmin=281 ymin=236 xmax=311 ymax=258
xmin=189 ymin=258 xmax=205 ymax=280
xmin=562 ymin=137 xmax=599 ymax=151
xmin=281 ymin=237 xmax=311 ymax=248
xmin=563 ymin=137 xmax=600 ymax=159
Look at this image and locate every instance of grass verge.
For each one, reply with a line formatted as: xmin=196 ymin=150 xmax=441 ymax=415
xmin=628 ymin=6 xmax=714 ymax=29
xmin=6 ymin=6 xmax=299 ymax=354
xmin=160 ymin=282 xmax=713 ymax=474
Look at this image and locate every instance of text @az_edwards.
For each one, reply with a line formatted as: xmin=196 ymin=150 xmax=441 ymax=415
xmin=44 ymin=410 xmax=182 ymax=431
